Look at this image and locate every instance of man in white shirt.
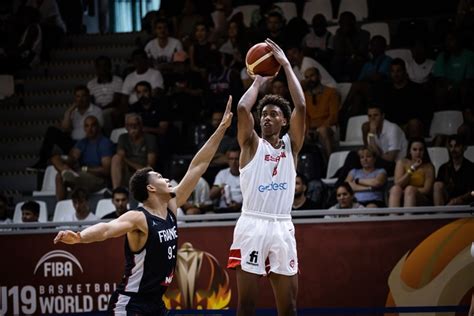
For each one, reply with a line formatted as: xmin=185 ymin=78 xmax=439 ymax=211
xmin=28 ymin=85 xmax=103 ymax=171
xmin=87 ymin=56 xmax=123 ymax=133
xmin=210 ymin=147 xmax=242 ymax=212
xmin=286 ymin=43 xmax=336 ymax=87
xmin=406 ymin=40 xmax=434 ymax=84
xmin=121 ymin=49 xmax=164 ymax=105
xmin=144 ymin=18 xmax=183 ymax=66
xmin=56 ymin=188 xmax=97 ymax=222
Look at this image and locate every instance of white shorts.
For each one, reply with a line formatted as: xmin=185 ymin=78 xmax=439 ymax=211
xmin=227 ymin=211 xmax=298 ymax=276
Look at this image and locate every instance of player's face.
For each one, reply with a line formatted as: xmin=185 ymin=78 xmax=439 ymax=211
xmin=147 ymin=171 xmax=173 ymax=194
xmin=21 ymin=210 xmax=38 ymax=222
xmin=112 ymin=193 xmax=129 ymax=215
xmin=260 ymin=105 xmax=287 ymax=137
xmin=336 ymin=187 xmax=353 ymax=208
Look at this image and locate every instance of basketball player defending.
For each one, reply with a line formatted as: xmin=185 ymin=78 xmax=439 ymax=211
xmin=227 ymin=39 xmax=306 ymax=316
xmin=54 ymin=97 xmax=233 ymax=315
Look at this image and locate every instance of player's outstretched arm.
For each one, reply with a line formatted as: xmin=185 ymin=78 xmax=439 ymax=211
xmin=173 ymin=96 xmax=233 ymax=207
xmin=265 ymin=38 xmax=306 ymax=154
xmin=53 ymin=211 xmax=145 ymax=245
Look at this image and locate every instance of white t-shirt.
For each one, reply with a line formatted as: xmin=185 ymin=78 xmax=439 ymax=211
xmin=375 ymin=119 xmax=408 ymax=161
xmin=121 ymin=68 xmax=164 ymax=104
xmin=71 ymin=104 xmax=104 ymax=140
xmin=57 ymin=212 xmax=97 ymax=222
xmin=170 ymin=177 xmax=212 ymax=207
xmin=302 ymin=30 xmax=334 ymax=51
xmin=213 ymin=168 xmax=243 ymax=208
xmin=240 ymin=134 xmax=296 ymax=215
xmin=144 ymin=37 xmax=183 ymax=63
xmin=406 ymin=59 xmax=434 ymax=84
xmin=87 ymin=76 xmax=123 ymax=108
xmin=293 ymin=56 xmax=337 ymax=87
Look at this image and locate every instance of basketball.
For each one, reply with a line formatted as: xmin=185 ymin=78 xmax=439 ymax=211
xmin=245 ymin=42 xmax=281 ymax=77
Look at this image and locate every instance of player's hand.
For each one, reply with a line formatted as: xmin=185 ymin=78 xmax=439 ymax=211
xmin=219 ymin=96 xmax=233 ymax=129
xmin=265 ymin=38 xmax=290 ymax=67
xmin=54 ymin=230 xmax=81 ymax=244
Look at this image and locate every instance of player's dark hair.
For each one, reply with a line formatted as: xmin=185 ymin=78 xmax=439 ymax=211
xmin=130 ymin=167 xmax=153 ymax=202
xmin=256 ymin=94 xmax=292 ymax=135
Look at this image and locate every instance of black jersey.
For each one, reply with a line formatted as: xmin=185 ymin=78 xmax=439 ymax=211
xmin=109 ymin=207 xmax=178 ymax=314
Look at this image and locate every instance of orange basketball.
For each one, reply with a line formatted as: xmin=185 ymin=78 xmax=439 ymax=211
xmin=245 ymin=43 xmax=281 ymax=77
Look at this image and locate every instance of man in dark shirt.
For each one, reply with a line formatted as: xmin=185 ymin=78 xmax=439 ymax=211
xmin=102 ymin=187 xmax=129 ymax=219
xmin=292 ymin=173 xmax=319 ymax=210
xmin=377 ymin=58 xmax=428 ymax=139
xmin=433 ymin=135 xmax=474 ymax=205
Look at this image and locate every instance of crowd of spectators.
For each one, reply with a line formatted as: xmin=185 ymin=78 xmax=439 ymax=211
xmin=1 ymin=0 xmax=474 ymax=221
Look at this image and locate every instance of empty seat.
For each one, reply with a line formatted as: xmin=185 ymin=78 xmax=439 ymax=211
xmin=32 ymin=166 xmax=57 ymax=197
xmin=52 ymin=199 xmax=75 ymax=222
xmin=361 ymin=22 xmax=390 ymax=45
xmin=274 ymin=2 xmax=297 ymax=21
xmin=340 ymin=115 xmax=367 ymax=147
xmin=385 ymin=48 xmax=412 ymax=63
xmin=336 ymin=82 xmax=352 ymax=106
xmin=229 ymin=5 xmax=259 ymax=27
xmin=429 ymin=111 xmax=464 ymax=137
xmin=465 ymin=146 xmax=474 ymax=162
xmin=327 ymin=25 xmax=338 ymax=35
xmin=302 ymin=0 xmax=333 ymax=24
xmin=427 ymin=147 xmax=449 ymax=177
xmin=95 ymin=198 xmax=115 ymax=219
xmin=13 ymin=200 xmax=48 ymax=223
xmin=323 ymin=150 xmax=350 ymax=185
xmin=337 ymin=0 xmax=368 ymax=21
xmin=110 ymin=127 xmax=127 ymax=144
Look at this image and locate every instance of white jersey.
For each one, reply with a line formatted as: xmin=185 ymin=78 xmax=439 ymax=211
xmin=240 ymin=134 xmax=296 ymax=215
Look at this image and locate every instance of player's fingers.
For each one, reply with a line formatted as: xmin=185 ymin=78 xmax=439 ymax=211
xmin=53 ymin=231 xmax=63 ymax=244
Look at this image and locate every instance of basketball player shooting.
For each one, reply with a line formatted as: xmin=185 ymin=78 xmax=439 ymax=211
xmin=227 ymin=38 xmax=306 ymax=316
xmin=53 ymin=96 xmax=233 ymax=315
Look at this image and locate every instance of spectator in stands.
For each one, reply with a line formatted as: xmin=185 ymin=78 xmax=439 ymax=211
xmin=292 ymin=173 xmax=319 ymax=211
xmin=302 ymin=66 xmax=340 ymax=159
xmin=358 ymin=36 xmax=392 ymax=83
xmin=432 ymin=30 xmax=474 ymax=110
xmin=87 ymin=56 xmax=123 ymax=133
xmin=101 ymin=187 xmax=129 ymax=219
xmin=21 ymin=200 xmax=40 ymax=222
xmin=362 ymin=103 xmax=408 ymax=176
xmin=188 ymin=21 xmax=216 ymax=76
xmin=209 ymin=147 xmax=242 ymax=212
xmin=145 ymin=18 xmax=184 ymax=68
xmin=406 ymin=40 xmax=435 ymax=84
xmin=169 ymin=158 xmax=212 ymax=214
xmin=56 ymin=188 xmax=97 ymax=221
xmin=28 ymin=85 xmax=103 ymax=171
xmin=331 ymin=11 xmax=370 ymax=82
xmin=378 ymin=58 xmax=427 ymax=139
xmin=389 ymin=138 xmax=435 ymax=207
xmin=209 ymin=109 xmax=238 ymax=167
xmin=121 ymin=49 xmax=164 ymax=105
xmin=0 ymin=194 xmax=12 ymax=224
xmin=328 ymin=182 xmax=364 ymax=213
xmin=345 ymin=147 xmax=387 ymax=208
xmin=250 ymin=0 xmax=284 ymax=32
xmin=175 ymin=0 xmax=204 ymax=46
xmin=255 ymin=11 xmax=287 ymax=47
xmin=286 ymin=43 xmax=336 ymax=87
xmin=302 ymin=14 xmax=334 ymax=70
xmin=219 ymin=19 xmax=249 ymax=71
xmin=433 ymin=135 xmax=474 ymax=205
xmin=111 ymin=113 xmax=158 ymax=189
xmin=52 ymin=115 xmax=114 ymax=201
xmin=270 ymin=76 xmax=290 ymax=100
xmin=25 ymin=0 xmax=66 ymax=60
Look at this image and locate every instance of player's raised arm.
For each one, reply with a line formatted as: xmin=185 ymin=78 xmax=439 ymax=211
xmin=265 ymin=38 xmax=306 ymax=155
xmin=173 ymin=96 xmax=233 ymax=207
xmin=53 ymin=210 xmax=146 ymax=244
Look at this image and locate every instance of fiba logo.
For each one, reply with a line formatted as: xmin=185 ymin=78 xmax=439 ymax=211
xmin=247 ymin=251 xmax=259 ymax=266
xmin=34 ymin=250 xmax=83 ymax=277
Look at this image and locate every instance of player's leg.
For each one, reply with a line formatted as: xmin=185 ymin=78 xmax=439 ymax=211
xmin=269 ymin=273 xmax=298 ymax=316
xmin=236 ymin=267 xmax=260 ymax=316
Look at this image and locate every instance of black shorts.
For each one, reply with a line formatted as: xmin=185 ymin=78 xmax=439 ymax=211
xmin=108 ymin=291 xmax=169 ymax=316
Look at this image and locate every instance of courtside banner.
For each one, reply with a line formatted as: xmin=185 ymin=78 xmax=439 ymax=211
xmin=0 ymin=218 xmax=472 ymax=315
